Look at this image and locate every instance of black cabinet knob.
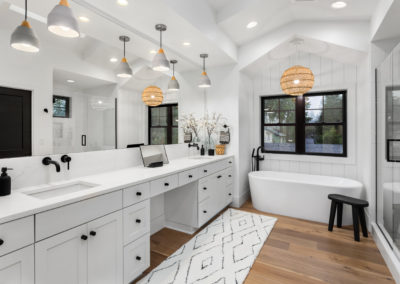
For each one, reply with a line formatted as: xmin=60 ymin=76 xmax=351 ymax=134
xmin=90 ymin=231 xmax=96 ymax=237
xmin=204 ymin=170 xmax=208 ymax=173
xmin=136 ymin=219 xmax=141 ymax=223
xmin=229 ymin=161 xmax=232 ymax=164
xmin=229 ymin=175 xmax=232 ymax=177
xmin=188 ymin=175 xmax=193 ymax=178
xmin=136 ymin=256 xmax=142 ymax=261
xmin=203 ymin=187 xmax=207 ymax=190
xmin=81 ymin=235 xmax=88 ymax=241
xmin=217 ymin=175 xmax=222 ymax=179
xmin=0 ymin=239 xmax=4 ymax=246
xmin=164 ymin=183 xmax=169 ymax=187
xmin=203 ymin=210 xmax=207 ymax=213
xmin=229 ymin=193 xmax=232 ymax=196
xmin=136 ymin=192 xmax=142 ymax=196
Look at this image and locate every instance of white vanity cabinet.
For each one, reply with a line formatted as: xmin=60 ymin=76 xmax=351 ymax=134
xmin=0 ymin=245 xmax=34 ymax=284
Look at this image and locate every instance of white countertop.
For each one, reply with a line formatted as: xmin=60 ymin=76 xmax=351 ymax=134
xmin=0 ymin=155 xmax=233 ymax=224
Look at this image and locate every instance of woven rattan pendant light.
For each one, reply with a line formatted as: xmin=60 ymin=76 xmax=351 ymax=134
xmin=280 ymin=39 xmax=314 ymax=96
xmin=142 ymin=86 xmax=163 ymax=107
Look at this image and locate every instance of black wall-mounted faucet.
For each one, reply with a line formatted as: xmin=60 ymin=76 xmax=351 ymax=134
xmin=188 ymin=143 xmax=199 ymax=150
xmin=61 ymin=155 xmax=72 ymax=170
xmin=42 ymin=157 xmax=61 ymax=173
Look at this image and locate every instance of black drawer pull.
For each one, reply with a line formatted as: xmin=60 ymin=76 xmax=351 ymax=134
xmin=188 ymin=175 xmax=193 ymax=178
xmin=136 ymin=256 xmax=142 ymax=261
xmin=203 ymin=210 xmax=207 ymax=213
xmin=0 ymin=239 xmax=4 ymax=246
xmin=204 ymin=170 xmax=208 ymax=173
xmin=229 ymin=193 xmax=232 ymax=196
xmin=203 ymin=187 xmax=207 ymax=190
xmin=136 ymin=219 xmax=141 ymax=223
xmin=217 ymin=175 xmax=222 ymax=179
xmin=229 ymin=161 xmax=232 ymax=164
xmin=136 ymin=192 xmax=142 ymax=196
xmin=228 ymin=175 xmax=232 ymax=177
xmin=81 ymin=235 xmax=88 ymax=241
xmin=164 ymin=183 xmax=169 ymax=186
xmin=90 ymin=231 xmax=96 ymax=237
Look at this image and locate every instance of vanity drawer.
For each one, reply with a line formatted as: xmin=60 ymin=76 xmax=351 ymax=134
xmin=35 ymin=191 xmax=123 ymax=241
xmin=124 ymin=233 xmax=150 ymax=284
xmin=199 ymin=163 xmax=219 ymax=177
xmin=0 ymin=216 xmax=34 ymax=257
xmin=198 ymin=179 xmax=211 ymax=203
xmin=123 ymin=182 xmax=150 ymax=207
xmin=198 ymin=198 xmax=212 ymax=227
xmin=179 ymin=168 xmax=199 ymax=186
xmin=123 ymin=200 xmax=150 ymax=245
xmin=150 ymin=174 xmax=178 ymax=197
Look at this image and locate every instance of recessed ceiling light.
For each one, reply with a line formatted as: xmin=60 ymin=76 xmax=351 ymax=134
xmin=98 ymin=100 xmax=103 ymax=104
xmin=331 ymin=1 xmax=347 ymax=9
xmin=117 ymin=0 xmax=128 ymax=6
xmin=79 ymin=16 xmax=90 ymax=23
xmin=150 ymin=49 xmax=157 ymax=54
xmin=246 ymin=21 xmax=258 ymax=29
xmin=183 ymin=42 xmax=191 ymax=46
xmin=67 ymin=80 xmax=75 ymax=83
xmin=110 ymin=57 xmax=118 ymax=63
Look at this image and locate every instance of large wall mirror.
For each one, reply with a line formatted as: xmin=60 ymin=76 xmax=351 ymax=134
xmin=0 ymin=0 xmax=197 ymax=159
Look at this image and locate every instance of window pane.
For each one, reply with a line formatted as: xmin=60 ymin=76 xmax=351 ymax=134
xmin=172 ymin=127 xmax=178 ymax=144
xmin=305 ymin=110 xmax=323 ymax=123
xmin=172 ymin=106 xmax=178 ymax=127
xmin=264 ymin=126 xmax=295 ymax=152
xmin=305 ymin=96 xmax=323 ymax=109
xmin=280 ymin=111 xmax=295 ymax=123
xmin=150 ymin=108 xmax=159 ymax=126
xmin=324 ymin=94 xmax=343 ymax=109
xmin=53 ymin=96 xmax=69 ymax=118
xmin=150 ymin=128 xmax=167 ymax=145
xmin=265 ymin=111 xmax=279 ymax=124
xmin=305 ymin=125 xmax=343 ymax=154
xmin=280 ymin=97 xmax=296 ymax=110
xmin=324 ymin=109 xmax=343 ymax=123
xmin=151 ymin=107 xmax=168 ymax=126
xmin=264 ymin=99 xmax=279 ymax=111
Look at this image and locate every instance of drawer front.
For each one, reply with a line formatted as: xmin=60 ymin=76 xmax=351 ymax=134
xmin=0 ymin=245 xmax=34 ymax=284
xmin=35 ymin=191 xmax=123 ymax=241
xmin=0 ymin=216 xmax=34 ymax=257
xmin=226 ymin=157 xmax=234 ymax=167
xmin=150 ymin=174 xmax=178 ymax=197
xmin=179 ymin=168 xmax=199 ymax=186
xmin=123 ymin=182 xmax=150 ymax=207
xmin=124 ymin=233 xmax=150 ymax=284
xmin=123 ymin=200 xmax=150 ymax=245
xmin=198 ymin=179 xmax=211 ymax=203
xmin=198 ymin=198 xmax=212 ymax=227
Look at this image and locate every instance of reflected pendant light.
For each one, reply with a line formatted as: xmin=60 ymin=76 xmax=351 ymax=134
xmin=198 ymin=54 xmax=211 ymax=88
xmin=115 ymin=36 xmax=132 ymax=78
xmin=280 ymin=38 xmax=314 ymax=96
xmin=47 ymin=0 xmax=80 ymax=38
xmin=152 ymin=24 xmax=170 ymax=72
xmin=168 ymin=60 xmax=180 ymax=92
xmin=142 ymin=86 xmax=163 ymax=107
xmin=10 ymin=0 xmax=40 ymax=53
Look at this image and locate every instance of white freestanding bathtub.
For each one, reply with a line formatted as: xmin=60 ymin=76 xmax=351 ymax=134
xmin=249 ymin=171 xmax=363 ymax=225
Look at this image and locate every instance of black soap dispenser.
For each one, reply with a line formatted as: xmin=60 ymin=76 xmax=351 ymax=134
xmin=0 ymin=168 xmax=12 ymax=196
xmin=200 ymin=145 xmax=205 ymax=156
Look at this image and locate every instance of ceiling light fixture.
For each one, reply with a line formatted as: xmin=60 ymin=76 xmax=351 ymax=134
xmin=246 ymin=21 xmax=258 ymax=29
xmin=79 ymin=16 xmax=89 ymax=22
xmin=67 ymin=79 xmax=75 ymax=83
xmin=150 ymin=49 xmax=157 ymax=54
xmin=47 ymin=0 xmax=80 ymax=38
xmin=142 ymin=86 xmax=163 ymax=107
xmin=110 ymin=57 xmax=118 ymax=63
xmin=152 ymin=24 xmax=170 ymax=72
xmin=183 ymin=42 xmax=191 ymax=46
xmin=331 ymin=1 xmax=347 ymax=9
xmin=10 ymin=0 xmax=40 ymax=53
xmin=198 ymin=54 xmax=211 ymax=88
xmin=168 ymin=60 xmax=180 ymax=92
xmin=117 ymin=0 xmax=128 ymax=6
xmin=115 ymin=35 xmax=132 ymax=78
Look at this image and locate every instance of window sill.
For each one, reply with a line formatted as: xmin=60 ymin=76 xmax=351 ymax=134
xmin=263 ymin=152 xmax=355 ymax=165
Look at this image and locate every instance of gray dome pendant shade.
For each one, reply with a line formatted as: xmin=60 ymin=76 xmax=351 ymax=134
xmin=115 ymin=36 xmax=132 ymax=78
xmin=10 ymin=0 xmax=39 ymax=53
xmin=198 ymin=54 xmax=211 ymax=88
xmin=47 ymin=0 xmax=80 ymax=38
xmin=152 ymin=24 xmax=170 ymax=72
xmin=168 ymin=60 xmax=180 ymax=92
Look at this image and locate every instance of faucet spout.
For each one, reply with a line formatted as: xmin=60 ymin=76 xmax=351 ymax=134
xmin=42 ymin=157 xmax=61 ymax=173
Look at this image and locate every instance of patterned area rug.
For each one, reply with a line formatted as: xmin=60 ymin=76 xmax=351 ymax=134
xmin=138 ymin=208 xmax=277 ymax=284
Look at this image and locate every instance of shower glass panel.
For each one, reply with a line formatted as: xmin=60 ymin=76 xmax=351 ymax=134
xmin=377 ymin=42 xmax=400 ymax=260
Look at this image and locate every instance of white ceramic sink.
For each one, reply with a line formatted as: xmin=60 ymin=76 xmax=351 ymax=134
xmin=189 ymin=156 xmax=213 ymax=160
xmin=23 ymin=181 xmax=99 ymax=200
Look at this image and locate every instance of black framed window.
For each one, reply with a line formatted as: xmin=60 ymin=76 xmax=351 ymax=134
xmin=53 ymin=95 xmax=70 ymax=118
xmin=261 ymin=90 xmax=347 ymax=157
xmin=148 ymin=104 xmax=178 ymax=145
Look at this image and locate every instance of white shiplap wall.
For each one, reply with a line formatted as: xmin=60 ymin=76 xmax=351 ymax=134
xmin=250 ymin=52 xmax=360 ymax=180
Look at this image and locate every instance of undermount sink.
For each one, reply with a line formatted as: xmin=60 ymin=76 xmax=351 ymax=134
xmin=189 ymin=156 xmax=213 ymax=160
xmin=23 ymin=181 xmax=99 ymax=200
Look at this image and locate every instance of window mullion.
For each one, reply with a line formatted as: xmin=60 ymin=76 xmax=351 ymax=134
xmin=296 ymin=96 xmax=305 ymax=154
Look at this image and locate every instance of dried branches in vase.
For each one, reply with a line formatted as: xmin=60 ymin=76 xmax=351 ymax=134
xmin=179 ymin=114 xmax=201 ymax=142
xmin=201 ymin=112 xmax=223 ymax=155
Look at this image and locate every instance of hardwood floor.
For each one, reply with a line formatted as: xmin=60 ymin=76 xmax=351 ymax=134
xmin=135 ymin=200 xmax=395 ymax=284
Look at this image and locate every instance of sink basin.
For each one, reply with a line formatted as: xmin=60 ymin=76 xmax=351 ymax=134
xmin=189 ymin=156 xmax=213 ymax=160
xmin=23 ymin=181 xmax=99 ymax=200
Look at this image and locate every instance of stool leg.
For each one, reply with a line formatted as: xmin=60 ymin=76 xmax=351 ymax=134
xmin=352 ymin=206 xmax=360 ymax=242
xmin=358 ymin=207 xmax=368 ymax=238
xmin=337 ymin=203 xmax=343 ymax=228
xmin=328 ymin=201 xmax=337 ymax=232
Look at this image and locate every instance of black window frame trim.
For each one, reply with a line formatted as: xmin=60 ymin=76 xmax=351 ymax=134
xmin=261 ymin=90 xmax=347 ymax=157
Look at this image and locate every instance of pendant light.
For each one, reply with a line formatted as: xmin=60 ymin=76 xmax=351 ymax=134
xmin=47 ymin=0 xmax=80 ymax=38
xmin=280 ymin=39 xmax=314 ymax=96
xmin=142 ymin=86 xmax=163 ymax=107
xmin=10 ymin=0 xmax=39 ymax=53
xmin=198 ymin=54 xmax=211 ymax=88
xmin=115 ymin=36 xmax=132 ymax=78
xmin=168 ymin=60 xmax=180 ymax=92
xmin=152 ymin=24 xmax=170 ymax=72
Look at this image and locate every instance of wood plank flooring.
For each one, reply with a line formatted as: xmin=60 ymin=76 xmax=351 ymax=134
xmin=135 ymin=200 xmax=395 ymax=284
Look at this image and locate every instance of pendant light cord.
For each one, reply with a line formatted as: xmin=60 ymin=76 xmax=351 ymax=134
xmin=203 ymin=58 xmax=206 ymax=72
xmin=25 ymin=0 xmax=27 ymax=21
xmin=123 ymin=39 xmax=126 ymax=58
xmin=172 ymin=63 xmax=175 ymax=76
xmin=159 ymin=30 xmax=162 ymax=49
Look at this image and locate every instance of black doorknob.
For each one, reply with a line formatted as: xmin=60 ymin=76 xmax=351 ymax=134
xmin=89 ymin=231 xmax=97 ymax=236
xmin=136 ymin=256 xmax=141 ymax=261
xmin=81 ymin=235 xmax=88 ymax=240
xmin=136 ymin=219 xmax=141 ymax=223
xmin=0 ymin=239 xmax=4 ymax=246
xmin=136 ymin=192 xmax=142 ymax=196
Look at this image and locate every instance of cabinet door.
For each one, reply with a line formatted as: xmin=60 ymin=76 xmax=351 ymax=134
xmin=0 ymin=245 xmax=34 ymax=284
xmin=88 ymin=211 xmax=123 ymax=284
xmin=35 ymin=225 xmax=88 ymax=284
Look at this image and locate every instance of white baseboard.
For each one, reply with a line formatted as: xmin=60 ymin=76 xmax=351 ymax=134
xmin=165 ymin=220 xmax=197 ymax=235
xmin=232 ymin=190 xmax=250 ymax=208
xmin=372 ymin=222 xmax=400 ymax=283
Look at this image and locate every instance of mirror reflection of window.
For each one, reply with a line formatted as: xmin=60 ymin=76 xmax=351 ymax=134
xmin=149 ymin=104 xmax=178 ymax=145
xmin=53 ymin=95 xmax=71 ymax=118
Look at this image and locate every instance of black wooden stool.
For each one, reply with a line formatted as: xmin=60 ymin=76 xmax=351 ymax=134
xmin=328 ymin=194 xmax=369 ymax=242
